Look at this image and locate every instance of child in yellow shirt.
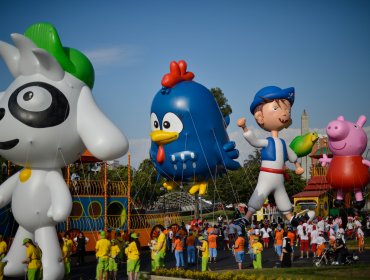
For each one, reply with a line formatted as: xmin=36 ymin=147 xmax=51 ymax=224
xmin=109 ymin=239 xmax=121 ymax=280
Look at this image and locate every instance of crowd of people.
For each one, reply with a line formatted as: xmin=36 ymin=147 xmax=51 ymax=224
xmin=146 ymin=212 xmax=369 ymax=273
xmin=0 ymin=212 xmax=368 ymax=279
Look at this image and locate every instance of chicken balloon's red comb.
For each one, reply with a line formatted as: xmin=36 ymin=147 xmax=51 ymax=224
xmin=161 ymin=60 xmax=195 ymax=88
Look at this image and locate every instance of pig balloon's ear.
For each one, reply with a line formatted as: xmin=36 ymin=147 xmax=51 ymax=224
xmin=356 ymin=115 xmax=366 ymax=128
xmin=337 ymin=116 xmax=344 ymax=121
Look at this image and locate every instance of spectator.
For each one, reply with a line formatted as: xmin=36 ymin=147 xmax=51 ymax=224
xmin=125 ymin=233 xmax=141 ymax=280
xmin=95 ymin=231 xmax=111 ymax=280
xmin=196 ymin=236 xmax=209 ymax=272
xmin=173 ymin=234 xmax=184 ymax=269
xmin=109 ymin=239 xmax=121 ymax=280
xmin=299 ymin=226 xmax=309 ymax=259
xmin=233 ymin=231 xmax=245 ymax=270
xmin=274 ymin=224 xmax=284 ymax=260
xmin=251 ymin=236 xmax=263 ymax=269
xmin=0 ymin=234 xmax=7 ymax=280
xmin=281 ymin=232 xmax=292 ymax=268
xmin=356 ymin=225 xmax=365 ymax=253
xmin=185 ymin=230 xmax=196 ymax=266
xmin=260 ymin=224 xmax=272 ymax=248
xmin=22 ymin=238 xmax=42 ymax=280
xmin=73 ymin=232 xmax=89 ymax=266
xmin=208 ymin=230 xmax=217 ymax=263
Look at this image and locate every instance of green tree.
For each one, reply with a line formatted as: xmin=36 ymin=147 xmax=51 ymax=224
xmin=210 ymin=87 xmax=232 ymax=117
xmin=130 ymin=159 xmax=164 ymax=207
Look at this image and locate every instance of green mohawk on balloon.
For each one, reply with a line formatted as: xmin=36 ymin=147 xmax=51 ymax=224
xmin=24 ymin=22 xmax=95 ymax=88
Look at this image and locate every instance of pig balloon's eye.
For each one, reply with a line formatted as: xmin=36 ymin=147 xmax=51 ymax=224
xmin=354 ymin=124 xmax=358 ymax=128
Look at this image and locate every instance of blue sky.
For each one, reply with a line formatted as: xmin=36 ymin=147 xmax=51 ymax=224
xmin=1 ymin=0 xmax=369 ymax=167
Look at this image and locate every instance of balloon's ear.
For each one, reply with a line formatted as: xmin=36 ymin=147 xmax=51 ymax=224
xmin=356 ymin=115 xmax=366 ymax=128
xmin=254 ymin=111 xmax=264 ymax=126
xmin=77 ymin=86 xmax=129 ymax=160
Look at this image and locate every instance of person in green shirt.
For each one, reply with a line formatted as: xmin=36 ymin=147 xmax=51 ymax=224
xmin=95 ymin=231 xmax=111 ymax=280
xmin=196 ymin=236 xmax=210 ymax=272
xmin=22 ymin=238 xmax=42 ymax=280
xmin=125 ymin=232 xmax=141 ymax=280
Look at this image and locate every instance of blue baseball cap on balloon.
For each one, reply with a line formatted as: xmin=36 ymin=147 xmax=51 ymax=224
xmin=250 ymin=86 xmax=295 ymax=114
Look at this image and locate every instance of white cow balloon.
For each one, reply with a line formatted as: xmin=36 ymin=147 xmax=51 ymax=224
xmin=0 ymin=23 xmax=129 ymax=279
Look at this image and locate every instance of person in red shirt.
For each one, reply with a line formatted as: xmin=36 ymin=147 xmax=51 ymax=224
xmin=208 ymin=231 xmax=217 ymax=263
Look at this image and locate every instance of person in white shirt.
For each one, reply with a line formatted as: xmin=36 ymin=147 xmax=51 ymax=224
xmin=317 ymin=218 xmax=325 ymax=233
xmin=310 ymin=225 xmax=319 ymax=257
xmin=298 ymin=226 xmax=309 ymax=258
xmin=260 ymin=224 xmax=272 ymax=248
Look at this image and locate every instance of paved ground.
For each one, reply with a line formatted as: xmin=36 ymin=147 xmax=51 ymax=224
xmin=4 ymin=243 xmax=369 ymax=280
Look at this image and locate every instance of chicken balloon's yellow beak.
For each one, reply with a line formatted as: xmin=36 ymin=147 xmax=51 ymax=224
xmin=150 ymin=130 xmax=179 ymax=145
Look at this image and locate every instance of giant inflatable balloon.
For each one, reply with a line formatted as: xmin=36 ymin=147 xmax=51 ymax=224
xmin=0 ymin=23 xmax=128 ymax=279
xmin=149 ymin=60 xmax=240 ymax=195
xmin=320 ymin=115 xmax=370 ymax=210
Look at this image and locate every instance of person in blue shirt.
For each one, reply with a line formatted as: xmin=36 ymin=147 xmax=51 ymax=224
xmin=236 ymin=86 xmax=313 ymax=227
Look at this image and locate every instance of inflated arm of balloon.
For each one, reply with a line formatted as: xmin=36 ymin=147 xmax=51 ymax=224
xmin=77 ymin=86 xmax=129 ymax=160
xmin=243 ymin=130 xmax=268 ymax=148
xmin=0 ymin=173 xmax=18 ymax=208
xmin=221 ymin=141 xmax=241 ymax=170
xmin=363 ymin=159 xmax=370 ymax=167
xmin=45 ymin=171 xmax=72 ymax=222
xmin=319 ymin=154 xmax=332 ymax=167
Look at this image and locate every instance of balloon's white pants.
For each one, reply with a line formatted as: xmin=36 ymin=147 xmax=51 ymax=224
xmin=4 ymin=226 xmax=64 ymax=280
xmin=35 ymin=226 xmax=64 ymax=280
xmin=247 ymin=172 xmax=292 ymax=214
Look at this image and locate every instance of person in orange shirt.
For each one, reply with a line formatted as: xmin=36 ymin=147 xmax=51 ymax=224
xmin=233 ymin=231 xmax=245 ymax=269
xmin=287 ymin=227 xmax=296 ymax=261
xmin=207 ymin=225 xmax=215 ymax=236
xmin=186 ymin=231 xmax=196 ymax=266
xmin=274 ymin=224 xmax=284 ymax=260
xmin=173 ymin=234 xmax=184 ymax=269
xmin=208 ymin=231 xmax=217 ymax=263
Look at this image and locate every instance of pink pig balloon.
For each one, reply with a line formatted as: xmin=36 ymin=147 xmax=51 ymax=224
xmin=320 ymin=115 xmax=370 ymax=210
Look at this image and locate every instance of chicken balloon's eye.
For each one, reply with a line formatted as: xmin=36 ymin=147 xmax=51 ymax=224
xmin=163 ymin=121 xmax=170 ymax=129
xmin=150 ymin=112 xmax=160 ymax=131
xmin=162 ymin=112 xmax=183 ymax=133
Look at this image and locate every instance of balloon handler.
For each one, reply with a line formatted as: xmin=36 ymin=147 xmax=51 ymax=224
xmin=236 ymin=86 xmax=314 ymax=228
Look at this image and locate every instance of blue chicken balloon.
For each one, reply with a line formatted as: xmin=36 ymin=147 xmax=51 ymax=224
xmin=149 ymin=60 xmax=240 ymax=195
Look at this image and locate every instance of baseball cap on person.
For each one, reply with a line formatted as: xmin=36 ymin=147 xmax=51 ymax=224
xmin=100 ymin=231 xmax=106 ymax=238
xmin=131 ymin=232 xmax=138 ymax=239
xmin=237 ymin=231 xmax=243 ymax=236
xmin=22 ymin=238 xmax=32 ymax=245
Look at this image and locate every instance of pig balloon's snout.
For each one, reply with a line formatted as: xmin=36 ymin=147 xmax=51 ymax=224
xmin=326 ymin=121 xmax=349 ymax=140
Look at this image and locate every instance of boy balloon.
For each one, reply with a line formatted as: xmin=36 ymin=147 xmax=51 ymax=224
xmin=236 ymin=86 xmax=313 ymax=227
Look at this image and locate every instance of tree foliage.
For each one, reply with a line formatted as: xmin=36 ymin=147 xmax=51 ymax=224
xmin=210 ymin=87 xmax=232 ymax=117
